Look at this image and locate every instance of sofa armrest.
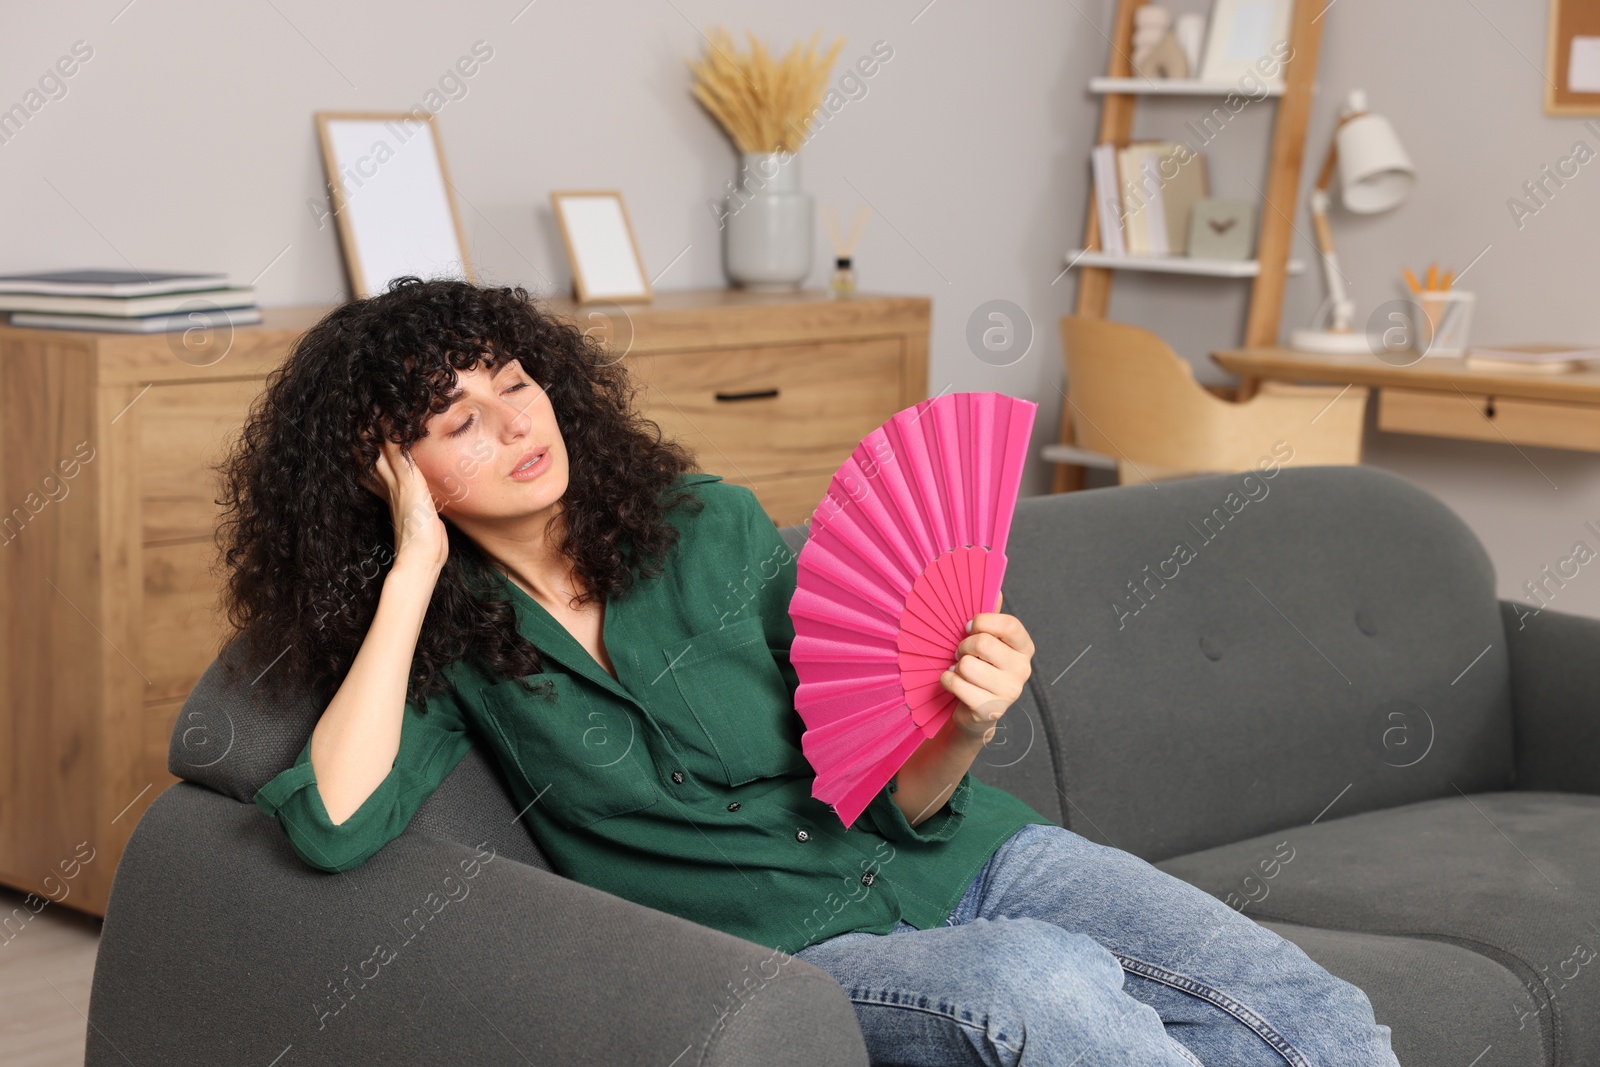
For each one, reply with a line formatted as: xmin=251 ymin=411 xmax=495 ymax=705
xmin=1499 ymin=600 xmax=1600 ymax=795
xmin=88 ymin=783 xmax=868 ymax=1067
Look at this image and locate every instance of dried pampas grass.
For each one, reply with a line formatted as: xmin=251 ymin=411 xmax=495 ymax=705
xmin=687 ymin=27 xmax=845 ymax=154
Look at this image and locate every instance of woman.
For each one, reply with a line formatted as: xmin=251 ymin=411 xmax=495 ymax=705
xmin=220 ymin=277 xmax=1400 ymax=1066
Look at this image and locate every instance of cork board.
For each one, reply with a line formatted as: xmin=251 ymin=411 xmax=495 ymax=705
xmin=1546 ymin=0 xmax=1600 ymax=116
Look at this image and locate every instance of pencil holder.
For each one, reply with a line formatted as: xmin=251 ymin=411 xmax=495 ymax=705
xmin=1410 ymin=290 xmax=1474 ymax=357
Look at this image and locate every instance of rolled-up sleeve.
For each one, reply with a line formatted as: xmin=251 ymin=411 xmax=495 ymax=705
xmin=252 ymin=685 xmax=474 ymax=873
xmin=863 ymin=769 xmax=972 ymax=844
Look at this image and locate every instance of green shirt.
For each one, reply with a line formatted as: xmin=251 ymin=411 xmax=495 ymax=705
xmin=254 ymin=472 xmax=1054 ymax=955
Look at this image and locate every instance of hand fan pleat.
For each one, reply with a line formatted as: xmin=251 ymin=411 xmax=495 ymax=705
xmin=787 ymin=392 xmax=1038 ymax=829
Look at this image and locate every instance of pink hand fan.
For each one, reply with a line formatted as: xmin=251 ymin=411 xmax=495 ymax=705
xmin=787 ymin=392 xmax=1038 ymax=829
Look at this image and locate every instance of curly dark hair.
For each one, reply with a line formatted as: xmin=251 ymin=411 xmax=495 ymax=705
xmin=212 ymin=276 xmax=703 ymax=710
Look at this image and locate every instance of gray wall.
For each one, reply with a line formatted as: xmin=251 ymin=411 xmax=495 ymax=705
xmin=5 ymin=0 xmax=1596 ymax=618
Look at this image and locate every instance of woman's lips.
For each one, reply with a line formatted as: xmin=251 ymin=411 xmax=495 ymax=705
xmin=509 ymin=447 xmax=551 ymax=480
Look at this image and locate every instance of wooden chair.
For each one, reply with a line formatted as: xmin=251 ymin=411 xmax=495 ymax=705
xmin=1056 ymin=316 xmax=1369 ymax=487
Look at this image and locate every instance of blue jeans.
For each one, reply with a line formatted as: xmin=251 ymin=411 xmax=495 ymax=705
xmin=795 ymin=822 xmax=1399 ymax=1066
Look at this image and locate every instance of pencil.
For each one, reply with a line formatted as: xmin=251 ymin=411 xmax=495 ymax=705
xmin=1425 ymin=263 xmax=1439 ymax=291
xmin=1403 ymin=268 xmax=1422 ymax=295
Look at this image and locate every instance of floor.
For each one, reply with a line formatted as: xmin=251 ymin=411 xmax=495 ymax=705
xmin=0 ymin=886 xmax=100 ymax=1066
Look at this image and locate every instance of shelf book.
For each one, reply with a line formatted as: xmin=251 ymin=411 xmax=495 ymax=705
xmin=1092 ymin=141 xmax=1209 ymax=258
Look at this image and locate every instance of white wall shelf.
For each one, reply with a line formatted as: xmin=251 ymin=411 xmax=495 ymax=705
xmin=1064 ymin=251 xmax=1306 ymax=278
xmin=1088 ymin=77 xmax=1284 ymax=97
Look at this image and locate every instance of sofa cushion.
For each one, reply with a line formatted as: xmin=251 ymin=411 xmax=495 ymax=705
xmin=1002 ymin=464 xmax=1514 ymax=861
xmin=1159 ymin=791 xmax=1600 ymax=1066
xmin=1258 ymin=920 xmax=1548 ymax=1067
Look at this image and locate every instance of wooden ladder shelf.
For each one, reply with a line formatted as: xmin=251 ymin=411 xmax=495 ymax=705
xmin=1053 ymin=0 xmax=1327 ymax=493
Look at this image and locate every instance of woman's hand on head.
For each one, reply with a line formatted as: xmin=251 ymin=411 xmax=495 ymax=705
xmin=362 ymin=436 xmax=449 ymax=577
xmin=941 ymin=590 xmax=1034 ymax=745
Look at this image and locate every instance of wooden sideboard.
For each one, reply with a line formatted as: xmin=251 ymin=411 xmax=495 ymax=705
xmin=0 ymin=288 xmax=929 ymax=917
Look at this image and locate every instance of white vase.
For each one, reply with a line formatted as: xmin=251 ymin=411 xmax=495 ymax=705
xmin=724 ymin=151 xmax=813 ymax=290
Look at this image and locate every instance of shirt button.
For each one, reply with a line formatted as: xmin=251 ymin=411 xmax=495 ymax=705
xmin=795 ymin=828 xmax=810 ymax=842
xmin=861 ymin=871 xmax=877 ymax=887
xmin=670 ymin=771 xmax=685 ymax=784
xmin=726 ymin=802 xmax=741 ymax=812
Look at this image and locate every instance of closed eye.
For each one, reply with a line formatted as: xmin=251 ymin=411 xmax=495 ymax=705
xmin=448 ymin=382 xmax=530 ymax=437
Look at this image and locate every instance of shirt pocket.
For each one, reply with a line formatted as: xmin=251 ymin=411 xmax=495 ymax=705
xmin=665 ymin=615 xmax=811 ymax=787
xmin=478 ymin=674 xmax=659 ymax=828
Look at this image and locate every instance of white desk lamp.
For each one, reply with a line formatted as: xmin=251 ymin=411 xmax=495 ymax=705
xmin=1290 ymin=90 xmax=1415 ymax=354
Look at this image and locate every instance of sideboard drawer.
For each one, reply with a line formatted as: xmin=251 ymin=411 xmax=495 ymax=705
xmin=628 ymin=338 xmax=905 ymax=479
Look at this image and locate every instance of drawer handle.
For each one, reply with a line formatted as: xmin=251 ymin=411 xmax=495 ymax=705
xmin=1485 ymin=397 xmax=1496 ymax=418
xmin=714 ymin=388 xmax=780 ymax=402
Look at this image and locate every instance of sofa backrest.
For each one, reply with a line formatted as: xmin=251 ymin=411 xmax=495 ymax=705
xmin=998 ymin=463 xmax=1514 ymax=861
xmin=175 ymin=463 xmax=1513 ymax=870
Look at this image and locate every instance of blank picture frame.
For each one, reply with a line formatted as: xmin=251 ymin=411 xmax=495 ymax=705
xmin=1197 ymin=0 xmax=1293 ymax=85
xmin=1546 ymin=0 xmax=1600 ymax=115
xmin=551 ymin=191 xmax=652 ymax=304
xmin=315 ymin=110 xmax=474 ymax=299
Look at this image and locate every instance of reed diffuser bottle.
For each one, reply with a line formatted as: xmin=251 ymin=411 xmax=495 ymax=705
xmin=823 ymin=204 xmax=869 ymax=299
xmin=831 ymin=257 xmax=855 ymax=297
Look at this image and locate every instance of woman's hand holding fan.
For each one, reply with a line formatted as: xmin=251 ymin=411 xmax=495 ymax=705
xmin=940 ymin=589 xmax=1036 ymax=746
xmin=786 ymin=392 xmax=1038 ymax=829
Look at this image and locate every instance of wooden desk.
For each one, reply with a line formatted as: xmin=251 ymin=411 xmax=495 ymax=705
xmin=0 ymin=289 xmax=928 ymax=916
xmin=1213 ymin=346 xmax=1600 ymax=453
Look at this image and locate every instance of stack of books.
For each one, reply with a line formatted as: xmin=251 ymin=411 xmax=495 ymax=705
xmin=1464 ymin=344 xmax=1600 ymax=374
xmin=1091 ymin=142 xmax=1209 ymax=257
xmin=0 ymin=270 xmax=260 ymax=332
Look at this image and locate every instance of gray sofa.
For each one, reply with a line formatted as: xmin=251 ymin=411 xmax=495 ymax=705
xmin=87 ymin=465 xmax=1599 ymax=1066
